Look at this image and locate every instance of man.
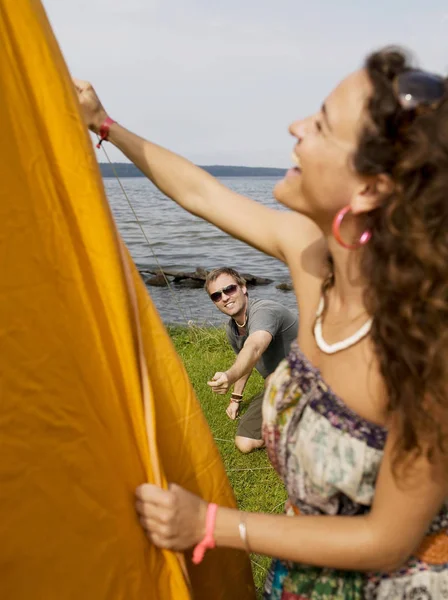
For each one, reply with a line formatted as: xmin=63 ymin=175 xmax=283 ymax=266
xmin=205 ymin=267 xmax=298 ymax=453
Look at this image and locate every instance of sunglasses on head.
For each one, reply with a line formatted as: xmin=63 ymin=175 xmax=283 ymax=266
xmin=209 ymin=284 xmax=239 ymax=303
xmin=396 ymin=69 xmax=446 ymax=111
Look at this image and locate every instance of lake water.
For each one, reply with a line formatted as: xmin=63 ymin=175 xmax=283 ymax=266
xmin=104 ymin=176 xmax=298 ymax=325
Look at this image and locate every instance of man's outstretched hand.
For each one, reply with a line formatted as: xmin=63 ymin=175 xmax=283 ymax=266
xmin=207 ymin=371 xmax=230 ymax=394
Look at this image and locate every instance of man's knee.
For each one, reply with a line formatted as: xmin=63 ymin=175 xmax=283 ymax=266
xmin=235 ymin=436 xmax=265 ymax=454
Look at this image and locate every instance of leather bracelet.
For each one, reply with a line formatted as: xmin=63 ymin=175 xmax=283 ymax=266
xmin=231 ymin=392 xmax=243 ymax=399
xmin=96 ymin=117 xmax=116 ymax=148
xmin=192 ymin=503 xmax=218 ymax=564
xmin=230 ymin=397 xmax=243 ymax=404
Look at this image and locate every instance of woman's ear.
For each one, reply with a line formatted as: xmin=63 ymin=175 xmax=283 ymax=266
xmin=351 ymin=174 xmax=394 ymax=215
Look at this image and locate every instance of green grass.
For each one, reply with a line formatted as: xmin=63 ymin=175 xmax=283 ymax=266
xmin=168 ymin=324 xmax=287 ymax=597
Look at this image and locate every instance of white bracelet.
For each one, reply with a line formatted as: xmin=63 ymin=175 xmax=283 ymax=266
xmin=238 ymin=513 xmax=251 ymax=553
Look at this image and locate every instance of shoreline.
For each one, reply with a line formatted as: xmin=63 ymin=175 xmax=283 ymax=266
xmin=100 ymin=163 xmax=286 ymax=178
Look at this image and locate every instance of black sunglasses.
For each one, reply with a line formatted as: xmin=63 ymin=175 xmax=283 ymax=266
xmin=396 ymin=70 xmax=446 ymax=110
xmin=210 ymin=284 xmax=239 ymax=303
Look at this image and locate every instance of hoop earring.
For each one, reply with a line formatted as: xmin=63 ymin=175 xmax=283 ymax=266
xmin=332 ymin=205 xmax=371 ymax=250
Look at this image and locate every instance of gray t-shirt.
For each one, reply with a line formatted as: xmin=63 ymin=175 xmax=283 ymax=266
xmin=225 ymin=297 xmax=298 ymax=379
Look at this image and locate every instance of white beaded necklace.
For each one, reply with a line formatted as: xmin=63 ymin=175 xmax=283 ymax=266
xmin=235 ymin=314 xmax=247 ymax=328
xmin=313 ymin=297 xmax=373 ymax=355
xmin=235 ymin=305 xmax=248 ymax=328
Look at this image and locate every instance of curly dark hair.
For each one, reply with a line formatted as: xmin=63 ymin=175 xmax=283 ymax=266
xmin=353 ymin=48 xmax=448 ymax=471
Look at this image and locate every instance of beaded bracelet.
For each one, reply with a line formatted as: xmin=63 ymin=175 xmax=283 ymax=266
xmin=230 ymin=398 xmax=243 ymax=404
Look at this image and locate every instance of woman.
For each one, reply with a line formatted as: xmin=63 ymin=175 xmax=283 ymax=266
xmin=75 ymin=48 xmax=448 ymax=598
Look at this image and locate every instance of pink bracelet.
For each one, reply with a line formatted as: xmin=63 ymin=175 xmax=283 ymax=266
xmin=96 ymin=116 xmax=116 ymax=148
xmin=192 ymin=502 xmax=218 ymax=564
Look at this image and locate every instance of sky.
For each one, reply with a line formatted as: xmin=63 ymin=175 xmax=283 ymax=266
xmin=43 ymin=0 xmax=448 ymax=167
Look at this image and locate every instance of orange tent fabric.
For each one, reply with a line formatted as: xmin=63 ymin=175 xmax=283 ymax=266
xmin=0 ymin=1 xmax=255 ymax=598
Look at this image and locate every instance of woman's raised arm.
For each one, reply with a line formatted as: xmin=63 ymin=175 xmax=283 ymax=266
xmin=73 ymin=79 xmax=321 ymax=265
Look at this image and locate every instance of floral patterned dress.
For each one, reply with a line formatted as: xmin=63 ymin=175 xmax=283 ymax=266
xmin=262 ymin=341 xmax=448 ymax=599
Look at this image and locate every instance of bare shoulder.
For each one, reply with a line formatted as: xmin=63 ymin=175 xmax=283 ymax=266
xmin=276 ymin=210 xmax=328 ymax=284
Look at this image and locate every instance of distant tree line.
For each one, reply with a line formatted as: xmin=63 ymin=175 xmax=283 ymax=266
xmin=99 ymin=163 xmax=286 ymax=178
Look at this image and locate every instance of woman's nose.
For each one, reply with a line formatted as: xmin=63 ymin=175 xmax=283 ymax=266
xmin=289 ymin=119 xmax=307 ymax=140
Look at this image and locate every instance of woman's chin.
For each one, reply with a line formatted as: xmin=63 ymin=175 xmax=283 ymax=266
xmin=273 ymin=175 xmax=303 ymax=209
